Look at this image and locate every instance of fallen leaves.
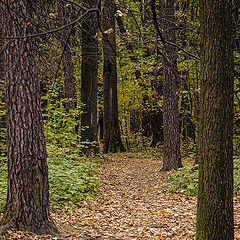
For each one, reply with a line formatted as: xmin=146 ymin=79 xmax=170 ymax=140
xmin=236 ymin=233 xmax=240 ymax=238
xmin=2 ymin=154 xmax=240 ymax=239
xmin=104 ymin=28 xmax=114 ymax=34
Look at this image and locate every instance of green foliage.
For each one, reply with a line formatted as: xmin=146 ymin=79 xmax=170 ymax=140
xmin=42 ymin=96 xmax=81 ymax=149
xmin=0 ymin=97 xmax=102 ymax=213
xmin=166 ymin=157 xmax=240 ymax=198
xmin=48 ymin=157 xmax=101 ymax=211
xmin=119 ymin=147 xmax=163 ymax=159
xmin=234 ymin=157 xmax=240 ymax=196
xmin=0 ymin=155 xmax=102 ymax=213
xmin=42 ymin=96 xmax=102 ymax=210
xmin=166 ymin=164 xmax=198 ymax=196
xmin=0 ymin=95 xmax=6 ymax=157
xmin=180 ymin=140 xmax=197 ymax=158
xmin=0 ymin=161 xmax=7 ymax=212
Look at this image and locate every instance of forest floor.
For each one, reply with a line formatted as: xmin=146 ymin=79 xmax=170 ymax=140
xmin=3 ymin=153 xmax=240 ymax=239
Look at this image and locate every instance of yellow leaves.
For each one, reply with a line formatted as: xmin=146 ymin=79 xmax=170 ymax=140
xmin=100 ymin=204 xmax=113 ymax=209
xmin=94 ymin=32 xmax=100 ymax=39
xmin=104 ymin=204 xmax=113 ymax=208
xmin=85 ymin=219 xmax=95 ymax=224
xmin=236 ymin=233 xmax=240 ymax=238
xmin=182 ymin=212 xmax=193 ymax=216
xmin=152 ymin=209 xmax=172 ymax=214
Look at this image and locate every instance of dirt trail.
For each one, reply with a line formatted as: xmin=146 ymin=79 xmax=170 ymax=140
xmin=5 ymin=154 xmax=240 ymax=239
xmin=56 ymin=155 xmax=197 ymax=239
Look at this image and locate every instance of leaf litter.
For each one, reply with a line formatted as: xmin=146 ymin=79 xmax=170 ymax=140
xmin=2 ymin=153 xmax=240 ymax=239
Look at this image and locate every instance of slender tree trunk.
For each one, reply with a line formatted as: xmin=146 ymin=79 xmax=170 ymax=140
xmin=81 ymin=0 xmax=98 ymax=142
xmin=58 ymin=0 xmax=76 ymax=113
xmin=1 ymin=0 xmax=58 ymax=235
xmin=102 ymin=0 xmax=126 ymax=153
xmin=160 ymin=0 xmax=183 ymax=171
xmin=196 ymin=0 xmax=234 ymax=239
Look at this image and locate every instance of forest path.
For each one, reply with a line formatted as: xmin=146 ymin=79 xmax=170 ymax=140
xmin=56 ymin=154 xmax=197 ymax=239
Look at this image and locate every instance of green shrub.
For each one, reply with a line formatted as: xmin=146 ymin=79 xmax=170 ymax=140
xmin=48 ymin=157 xmax=101 ymax=210
xmin=0 ymin=162 xmax=7 ymax=212
xmin=166 ymin=165 xmax=198 ymax=196
xmin=0 ymin=96 xmax=102 ymax=213
xmin=42 ymin=96 xmax=83 ymax=150
xmin=0 ymin=155 xmax=101 ymax=213
xmin=234 ymin=157 xmax=240 ymax=196
xmin=166 ymin=157 xmax=240 ymax=197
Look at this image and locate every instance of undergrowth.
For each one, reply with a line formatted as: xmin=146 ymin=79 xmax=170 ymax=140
xmin=0 ymin=153 xmax=103 ymax=213
xmin=0 ymin=98 xmax=104 ymax=213
xmin=166 ymin=157 xmax=240 ymax=198
xmin=119 ymin=147 xmax=163 ymax=159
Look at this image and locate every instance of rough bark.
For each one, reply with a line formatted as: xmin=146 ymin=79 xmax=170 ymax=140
xmin=58 ymin=0 xmax=76 ymax=113
xmin=196 ymin=0 xmax=234 ymax=239
xmin=160 ymin=0 xmax=183 ymax=171
xmin=0 ymin=6 xmax=3 ymax=84
xmin=0 ymin=0 xmax=5 ymax=149
xmin=0 ymin=5 xmax=4 ymax=91
xmin=81 ymin=0 xmax=98 ymax=142
xmin=1 ymin=0 xmax=58 ymax=235
xmin=0 ymin=7 xmax=3 ymax=82
xmin=102 ymin=0 xmax=126 ymax=153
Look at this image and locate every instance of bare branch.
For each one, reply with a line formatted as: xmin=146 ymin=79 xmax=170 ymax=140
xmin=151 ymin=0 xmax=200 ymax=61
xmin=0 ymin=8 xmax=99 ymax=40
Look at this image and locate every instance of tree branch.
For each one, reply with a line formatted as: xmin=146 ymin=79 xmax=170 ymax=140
xmin=0 ymin=8 xmax=99 ymax=40
xmin=151 ymin=0 xmax=200 ymax=61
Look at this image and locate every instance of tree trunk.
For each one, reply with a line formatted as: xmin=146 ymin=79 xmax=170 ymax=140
xmin=196 ymin=0 xmax=234 ymax=239
xmin=102 ymin=0 xmax=126 ymax=153
xmin=1 ymin=0 xmax=58 ymax=235
xmin=81 ymin=0 xmax=98 ymax=142
xmin=0 ymin=7 xmax=3 ymax=82
xmin=160 ymin=0 xmax=183 ymax=171
xmin=0 ymin=5 xmax=3 ymax=83
xmin=0 ymin=2 xmax=5 ymax=152
xmin=58 ymin=0 xmax=76 ymax=113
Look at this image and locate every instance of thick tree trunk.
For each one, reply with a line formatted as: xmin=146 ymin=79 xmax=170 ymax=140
xmin=160 ymin=0 xmax=183 ymax=171
xmin=0 ymin=6 xmax=3 ymax=83
xmin=0 ymin=9 xmax=3 ymax=82
xmin=1 ymin=0 xmax=58 ymax=235
xmin=0 ymin=2 xmax=5 ymax=150
xmin=58 ymin=0 xmax=76 ymax=113
xmin=81 ymin=0 xmax=98 ymax=142
xmin=102 ymin=0 xmax=126 ymax=153
xmin=196 ymin=1 xmax=234 ymax=239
